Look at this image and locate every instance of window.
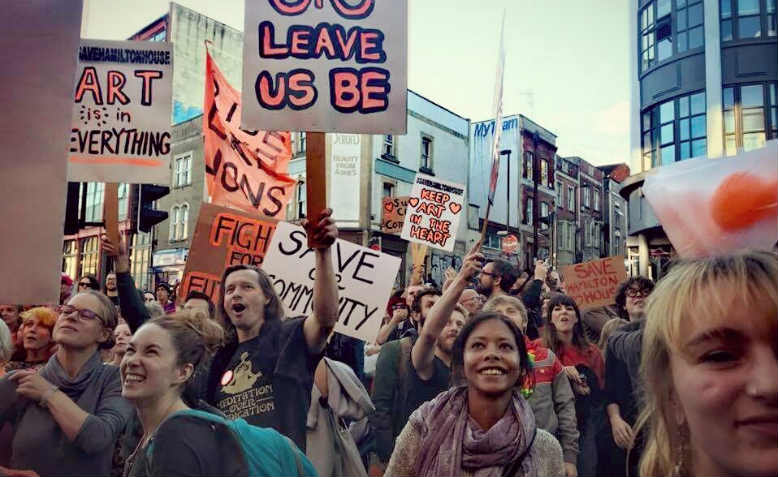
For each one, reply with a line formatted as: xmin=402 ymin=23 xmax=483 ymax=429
xmin=540 ymin=202 xmax=549 ymax=229
xmin=642 ymin=91 xmax=707 ymax=167
xmin=169 ymin=205 xmax=179 ymax=240
xmin=722 ymin=0 xmax=776 ymax=41
xmin=615 ymin=230 xmax=622 ymax=256
xmin=296 ymin=133 xmax=306 ymax=154
xmin=62 ymin=240 xmax=77 ymax=280
xmin=724 ymin=82 xmax=778 ymax=154
xmin=383 ymin=135 xmax=394 ymax=157
xmin=118 ymin=183 xmax=129 ymax=221
xmin=523 ymin=151 xmax=534 ymax=179
xmin=540 ymin=160 xmax=549 ymax=187
xmin=83 ymin=182 xmax=104 ymax=222
xmin=420 ymin=136 xmax=433 ymax=170
xmin=556 ymin=182 xmax=563 ymax=207
xmin=174 ymin=153 xmax=192 ymax=187
xmin=567 ymin=185 xmax=575 ymax=210
xmin=593 ymin=187 xmax=600 ymax=211
xmin=583 ymin=186 xmax=591 ymax=208
xmin=559 ymin=221 xmax=567 ymax=251
xmin=677 ymin=0 xmax=704 ymax=53
xmin=130 ymin=232 xmax=152 ymax=291
xmin=382 ymin=182 xmax=394 ymax=198
xmin=568 ymin=222 xmax=576 ymax=250
xmin=524 ymin=196 xmax=534 ymax=225
xmin=640 ymin=1 xmax=657 ymax=71
xmin=79 ymin=236 xmax=99 ymax=277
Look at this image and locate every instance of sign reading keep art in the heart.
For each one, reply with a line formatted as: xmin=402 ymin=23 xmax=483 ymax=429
xmin=401 ymin=173 xmax=466 ymax=252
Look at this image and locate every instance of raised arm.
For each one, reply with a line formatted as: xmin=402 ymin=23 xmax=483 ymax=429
xmin=303 ymin=209 xmax=340 ymax=354
xmin=411 ymin=240 xmax=482 ymax=380
xmin=102 ymin=234 xmax=149 ymax=332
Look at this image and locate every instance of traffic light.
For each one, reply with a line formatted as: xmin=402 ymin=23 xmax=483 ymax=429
xmin=64 ymin=182 xmax=82 ymax=235
xmin=138 ymin=184 xmax=170 ymax=233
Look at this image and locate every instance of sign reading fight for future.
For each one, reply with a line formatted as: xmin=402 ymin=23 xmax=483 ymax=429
xmin=561 ymin=256 xmax=627 ymax=310
xmin=68 ymin=39 xmax=172 ymax=183
xmin=204 ymin=51 xmax=296 ymax=217
xmin=401 ymin=173 xmax=466 ymax=252
xmin=180 ymin=203 xmax=278 ymax=303
xmin=241 ymin=0 xmax=408 ymax=133
xmin=381 ymin=196 xmax=410 ymax=235
xmin=262 ymin=221 xmax=401 ymax=342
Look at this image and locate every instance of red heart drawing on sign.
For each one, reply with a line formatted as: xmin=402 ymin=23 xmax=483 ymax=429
xmin=384 ymin=201 xmax=393 ymax=213
xmin=449 ymin=203 xmax=462 ymax=214
xmin=409 ymin=198 xmax=419 ymax=208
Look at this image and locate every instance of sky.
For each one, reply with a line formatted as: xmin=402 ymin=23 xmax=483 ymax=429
xmin=83 ymin=0 xmax=631 ymax=166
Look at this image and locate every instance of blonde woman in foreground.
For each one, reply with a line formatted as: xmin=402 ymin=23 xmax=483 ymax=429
xmin=636 ymin=250 xmax=777 ymax=477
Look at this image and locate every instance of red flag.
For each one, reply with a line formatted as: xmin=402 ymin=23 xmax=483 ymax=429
xmin=203 ymin=50 xmax=296 ymax=217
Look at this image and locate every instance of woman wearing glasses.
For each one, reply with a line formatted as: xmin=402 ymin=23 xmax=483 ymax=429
xmin=0 ymin=290 xmax=134 ymax=477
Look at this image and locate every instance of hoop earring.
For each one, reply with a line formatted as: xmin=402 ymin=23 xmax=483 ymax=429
xmin=673 ymin=424 xmax=690 ymax=477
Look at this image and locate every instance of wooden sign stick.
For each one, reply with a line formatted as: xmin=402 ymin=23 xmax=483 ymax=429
xmin=480 ymin=201 xmax=492 ymax=243
xmin=103 ymin=183 xmax=120 ymax=248
xmin=305 ymin=132 xmax=327 ymax=248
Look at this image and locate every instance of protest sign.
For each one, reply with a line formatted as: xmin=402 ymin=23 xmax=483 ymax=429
xmin=401 ymin=173 xmax=466 ymax=252
xmin=180 ymin=203 xmax=278 ymax=303
xmin=381 ymin=196 xmax=410 ymax=235
xmin=0 ymin=0 xmax=82 ymax=304
xmin=241 ymin=0 xmax=407 ymax=133
xmin=262 ymin=221 xmax=401 ymax=342
xmin=561 ymin=256 xmax=627 ymax=310
xmin=329 ymin=133 xmax=361 ymax=223
xmin=68 ymin=39 xmax=172 ymax=183
xmin=204 ymin=51 xmax=297 ymax=217
xmin=501 ymin=234 xmax=519 ymax=254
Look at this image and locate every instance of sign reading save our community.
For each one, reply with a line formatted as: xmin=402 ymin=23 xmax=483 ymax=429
xmin=241 ymin=0 xmax=407 ymax=133
xmin=69 ymin=39 xmax=172 ymax=183
xmin=262 ymin=221 xmax=401 ymax=342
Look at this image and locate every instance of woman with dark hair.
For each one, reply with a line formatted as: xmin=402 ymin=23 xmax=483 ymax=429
xmin=0 ymin=290 xmax=134 ymax=477
xmin=543 ymin=294 xmax=605 ymax=477
xmin=386 ymin=312 xmax=564 ymax=476
xmin=121 ymin=311 xmax=313 ymax=476
xmin=78 ymin=274 xmax=101 ymax=292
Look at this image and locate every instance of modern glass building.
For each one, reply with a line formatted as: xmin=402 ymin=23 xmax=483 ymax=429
xmin=622 ymin=0 xmax=777 ymax=278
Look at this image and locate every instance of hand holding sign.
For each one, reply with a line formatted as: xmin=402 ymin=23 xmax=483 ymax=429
xmin=458 ymin=239 xmax=484 ymax=282
xmin=302 ymin=208 xmax=338 ymax=249
xmin=101 ymin=233 xmax=130 ymax=274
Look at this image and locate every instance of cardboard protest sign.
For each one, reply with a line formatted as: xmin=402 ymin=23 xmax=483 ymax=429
xmin=204 ymin=51 xmax=297 ymax=217
xmin=180 ymin=203 xmax=278 ymax=303
xmin=0 ymin=0 xmax=82 ymax=304
xmin=561 ymin=256 xmax=627 ymax=310
xmin=68 ymin=39 xmax=172 ymax=183
xmin=401 ymin=173 xmax=466 ymax=252
xmin=241 ymin=0 xmax=407 ymax=133
xmin=262 ymin=221 xmax=401 ymax=342
xmin=381 ymin=196 xmax=410 ymax=235
xmin=329 ymin=134 xmax=361 ymax=223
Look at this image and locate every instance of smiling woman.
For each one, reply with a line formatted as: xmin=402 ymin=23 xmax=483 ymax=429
xmin=0 ymin=290 xmax=134 ymax=477
xmin=385 ymin=312 xmax=565 ymax=477
xmin=637 ymin=250 xmax=778 ymax=477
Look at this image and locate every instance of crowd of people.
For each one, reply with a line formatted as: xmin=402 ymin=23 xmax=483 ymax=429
xmin=0 ymin=215 xmax=775 ymax=477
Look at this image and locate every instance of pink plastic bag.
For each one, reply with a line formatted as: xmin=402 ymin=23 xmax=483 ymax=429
xmin=643 ymin=140 xmax=778 ymax=258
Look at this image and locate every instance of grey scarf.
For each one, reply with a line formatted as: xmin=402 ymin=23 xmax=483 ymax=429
xmin=39 ymin=350 xmax=107 ymax=411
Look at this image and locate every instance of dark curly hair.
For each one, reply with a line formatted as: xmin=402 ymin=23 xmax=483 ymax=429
xmin=451 ymin=312 xmax=533 ymax=392
xmin=411 ymin=287 xmax=442 ymax=314
xmin=614 ymin=276 xmax=655 ymax=319
xmin=491 ymin=260 xmax=519 ymax=293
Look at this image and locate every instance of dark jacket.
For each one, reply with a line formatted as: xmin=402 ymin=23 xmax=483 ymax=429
xmin=116 ymin=272 xmax=150 ymax=333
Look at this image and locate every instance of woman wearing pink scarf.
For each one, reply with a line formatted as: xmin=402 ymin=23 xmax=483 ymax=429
xmin=386 ymin=312 xmax=564 ymax=477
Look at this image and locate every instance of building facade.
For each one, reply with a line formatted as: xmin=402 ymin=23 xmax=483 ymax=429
xmin=625 ymin=0 xmax=777 ymax=279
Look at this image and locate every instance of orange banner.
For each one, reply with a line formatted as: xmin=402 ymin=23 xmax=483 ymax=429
xmin=203 ymin=50 xmax=296 ymax=217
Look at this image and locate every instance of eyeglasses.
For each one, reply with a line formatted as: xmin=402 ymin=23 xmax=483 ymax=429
xmin=57 ymin=305 xmax=104 ymax=324
xmin=78 ymin=282 xmax=90 ymax=288
xmin=480 ymin=271 xmax=498 ymax=278
xmin=626 ymin=288 xmax=650 ymax=298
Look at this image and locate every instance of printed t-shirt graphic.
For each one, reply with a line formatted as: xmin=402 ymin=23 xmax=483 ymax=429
xmin=214 ymin=340 xmax=279 ymax=429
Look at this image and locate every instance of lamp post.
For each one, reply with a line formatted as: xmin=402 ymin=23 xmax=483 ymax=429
xmin=497 ymin=149 xmax=512 ymax=238
xmin=531 ymin=132 xmax=540 ymax=261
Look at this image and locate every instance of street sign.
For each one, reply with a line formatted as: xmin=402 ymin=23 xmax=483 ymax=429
xmin=501 ymin=234 xmax=519 ymax=254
